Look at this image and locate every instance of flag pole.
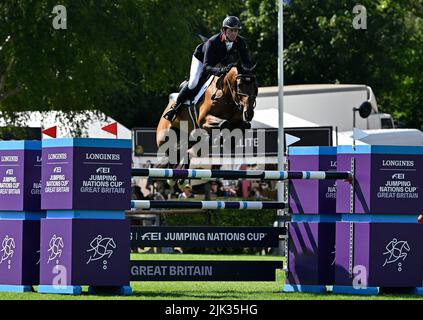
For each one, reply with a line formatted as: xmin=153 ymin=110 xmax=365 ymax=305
xmin=277 ymin=0 xmax=285 ymax=203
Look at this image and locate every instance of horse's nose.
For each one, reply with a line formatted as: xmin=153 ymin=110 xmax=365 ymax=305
xmin=243 ymin=109 xmax=254 ymax=122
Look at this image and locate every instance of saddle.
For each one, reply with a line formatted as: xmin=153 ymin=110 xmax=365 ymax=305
xmin=168 ymin=75 xmax=215 ymax=127
xmin=171 ymin=75 xmax=214 ymax=107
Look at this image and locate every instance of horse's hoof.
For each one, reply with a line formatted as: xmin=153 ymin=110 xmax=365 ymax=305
xmin=219 ymin=120 xmax=230 ymax=130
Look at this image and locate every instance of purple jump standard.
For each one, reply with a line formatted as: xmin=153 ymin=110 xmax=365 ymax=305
xmin=0 ymin=141 xmax=45 ymax=293
xmin=336 ymin=145 xmax=423 ymax=214
xmin=284 ymin=147 xmax=341 ymax=293
xmin=38 ymin=138 xmax=132 ymax=295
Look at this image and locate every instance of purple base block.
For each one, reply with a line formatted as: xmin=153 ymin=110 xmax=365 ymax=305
xmin=285 ymin=222 xmax=336 ymax=286
xmin=335 ymin=222 xmax=423 ymax=287
xmin=288 ymin=147 xmax=337 ymax=214
xmin=39 ymin=218 xmax=130 ymax=287
xmin=0 ymin=220 xmax=41 ymax=285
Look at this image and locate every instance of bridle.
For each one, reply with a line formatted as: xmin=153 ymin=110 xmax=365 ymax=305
xmin=226 ymin=74 xmax=257 ymax=111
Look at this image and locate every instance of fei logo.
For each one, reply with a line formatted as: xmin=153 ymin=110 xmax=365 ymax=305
xmin=382 ymin=238 xmax=410 ymax=272
xmin=47 ymin=234 xmax=64 ymax=264
xmin=140 ymin=232 xmax=161 ymax=241
xmin=96 ymin=167 xmax=110 ymax=174
xmin=86 ymin=235 xmax=116 ymax=270
xmin=391 ymin=173 xmax=405 ymax=180
xmin=0 ymin=235 xmax=15 ymax=270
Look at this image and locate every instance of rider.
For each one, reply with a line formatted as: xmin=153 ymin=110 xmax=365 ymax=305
xmin=163 ymin=16 xmax=253 ymax=122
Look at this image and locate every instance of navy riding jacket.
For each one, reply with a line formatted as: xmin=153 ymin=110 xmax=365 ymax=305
xmin=193 ymin=33 xmax=252 ymax=76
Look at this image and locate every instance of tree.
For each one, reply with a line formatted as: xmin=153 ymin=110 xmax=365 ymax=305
xmin=2 ymin=0 xmax=423 ymax=131
xmin=0 ymin=0 xmax=198 ymax=129
xmin=241 ymin=0 xmax=423 ymax=129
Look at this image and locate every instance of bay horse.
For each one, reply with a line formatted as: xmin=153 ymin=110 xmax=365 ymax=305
xmin=156 ymin=64 xmax=258 ymax=168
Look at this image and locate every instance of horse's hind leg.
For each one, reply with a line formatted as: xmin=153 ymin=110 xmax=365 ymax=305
xmin=156 ymin=126 xmax=185 ymax=169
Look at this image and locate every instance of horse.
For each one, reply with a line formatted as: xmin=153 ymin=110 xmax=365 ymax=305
xmin=156 ymin=64 xmax=258 ymax=169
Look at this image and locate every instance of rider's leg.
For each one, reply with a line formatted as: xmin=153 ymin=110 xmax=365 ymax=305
xmin=188 ymin=56 xmax=203 ymax=90
xmin=163 ymin=56 xmax=202 ymax=122
xmin=163 ymin=83 xmax=193 ymax=121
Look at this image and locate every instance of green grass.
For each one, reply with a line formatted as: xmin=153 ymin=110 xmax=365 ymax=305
xmin=0 ymin=253 xmax=422 ymax=300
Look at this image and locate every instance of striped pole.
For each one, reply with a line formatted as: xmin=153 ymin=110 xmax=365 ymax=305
xmin=131 ymin=168 xmax=352 ymax=181
xmin=131 ymin=200 xmax=286 ymax=210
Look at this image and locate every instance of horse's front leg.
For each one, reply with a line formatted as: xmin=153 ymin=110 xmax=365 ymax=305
xmin=201 ymin=114 xmax=231 ymax=130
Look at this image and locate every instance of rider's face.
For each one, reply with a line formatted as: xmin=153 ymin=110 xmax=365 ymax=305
xmin=224 ymin=28 xmax=239 ymax=42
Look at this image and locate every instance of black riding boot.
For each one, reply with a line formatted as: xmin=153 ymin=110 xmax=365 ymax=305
xmin=163 ymin=84 xmax=193 ymax=122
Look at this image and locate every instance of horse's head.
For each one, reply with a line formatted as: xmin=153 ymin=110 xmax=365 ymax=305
xmin=225 ymin=64 xmax=258 ymax=122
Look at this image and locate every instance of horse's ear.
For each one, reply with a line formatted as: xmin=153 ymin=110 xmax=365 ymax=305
xmin=238 ymin=62 xmax=246 ymax=74
xmin=241 ymin=63 xmax=257 ymax=74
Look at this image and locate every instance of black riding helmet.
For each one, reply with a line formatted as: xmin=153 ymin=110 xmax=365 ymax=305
xmin=222 ymin=16 xmax=242 ymax=30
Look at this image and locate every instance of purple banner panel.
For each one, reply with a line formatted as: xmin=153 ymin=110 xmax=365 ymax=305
xmin=285 ymin=222 xmax=336 ymax=286
xmin=335 ymin=222 xmax=423 ymax=287
xmin=41 ymin=139 xmax=131 ymax=211
xmin=0 ymin=220 xmax=41 ymax=285
xmin=41 ymin=147 xmax=74 ymax=210
xmin=289 ymin=147 xmax=337 ymax=214
xmin=39 ymin=218 xmax=130 ymax=286
xmin=0 ymin=145 xmax=42 ymax=211
xmin=130 ymin=260 xmax=282 ymax=281
xmin=336 ymin=146 xmax=423 ymax=214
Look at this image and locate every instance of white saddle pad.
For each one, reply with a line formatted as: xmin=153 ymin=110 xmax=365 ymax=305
xmin=169 ymin=76 xmax=215 ymax=105
xmin=192 ymin=75 xmax=214 ymax=105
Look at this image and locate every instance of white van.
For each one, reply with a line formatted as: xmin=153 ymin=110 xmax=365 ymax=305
xmin=252 ymin=84 xmax=395 ymax=131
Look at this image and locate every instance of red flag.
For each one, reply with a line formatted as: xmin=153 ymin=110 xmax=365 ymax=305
xmin=102 ymin=122 xmax=118 ymax=136
xmin=42 ymin=126 xmax=57 ymax=138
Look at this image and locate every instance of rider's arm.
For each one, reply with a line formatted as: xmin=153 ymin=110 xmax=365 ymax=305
xmin=202 ymin=40 xmax=223 ymax=76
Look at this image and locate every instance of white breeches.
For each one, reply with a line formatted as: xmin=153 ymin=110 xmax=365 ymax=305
xmin=188 ymin=55 xmax=203 ymax=90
